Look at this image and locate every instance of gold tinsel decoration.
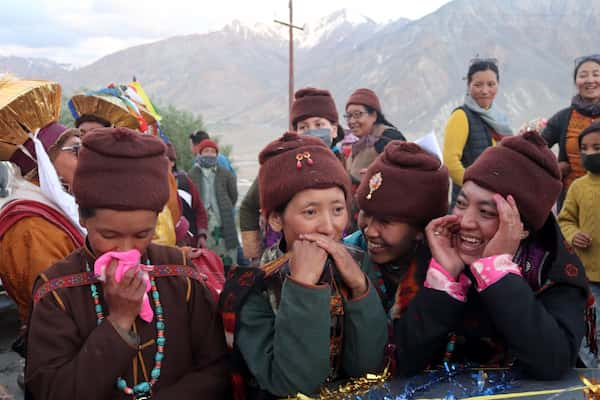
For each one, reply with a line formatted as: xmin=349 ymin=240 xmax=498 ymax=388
xmin=69 ymin=93 xmax=156 ymax=130
xmin=0 ymin=76 xmax=61 ymax=160
xmin=582 ymin=375 xmax=600 ymax=400
xmin=287 ymin=366 xmax=390 ymax=400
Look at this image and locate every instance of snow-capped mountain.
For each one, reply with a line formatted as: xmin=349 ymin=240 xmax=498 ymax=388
xmin=223 ymin=19 xmax=288 ymax=42
xmin=3 ymin=0 xmax=600 ymax=150
xmin=297 ymin=9 xmax=381 ymax=48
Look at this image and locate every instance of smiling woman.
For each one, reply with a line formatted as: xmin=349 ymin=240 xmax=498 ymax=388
xmin=442 ymin=59 xmax=514 ymax=209
xmin=344 ymin=88 xmax=406 ymax=185
xmin=542 ymin=55 xmax=600 ymax=210
xmin=399 ymin=130 xmax=592 ymax=379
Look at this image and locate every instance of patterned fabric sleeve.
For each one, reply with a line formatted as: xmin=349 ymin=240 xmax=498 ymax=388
xmin=424 ymin=258 xmax=471 ymax=302
xmin=470 ymin=254 xmax=522 ymax=292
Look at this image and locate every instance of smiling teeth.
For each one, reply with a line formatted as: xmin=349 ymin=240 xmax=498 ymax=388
xmin=460 ymin=236 xmax=481 ymax=244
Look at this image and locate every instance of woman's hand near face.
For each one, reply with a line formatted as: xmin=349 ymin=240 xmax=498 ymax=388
xmin=425 ymin=215 xmax=464 ymax=279
xmin=289 ymin=239 xmax=328 ymax=286
xmin=104 ymin=259 xmax=147 ymax=331
xmin=482 ymin=195 xmax=524 ymax=258
xmin=300 ymin=233 xmax=368 ymax=298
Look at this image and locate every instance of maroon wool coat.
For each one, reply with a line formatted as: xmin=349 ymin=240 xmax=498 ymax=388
xmin=25 ymin=243 xmax=230 ymax=400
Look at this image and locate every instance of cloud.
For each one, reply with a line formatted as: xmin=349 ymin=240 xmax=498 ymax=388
xmin=0 ymin=0 xmax=451 ymax=66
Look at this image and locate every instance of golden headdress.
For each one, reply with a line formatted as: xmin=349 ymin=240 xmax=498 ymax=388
xmin=0 ymin=76 xmax=61 ymax=160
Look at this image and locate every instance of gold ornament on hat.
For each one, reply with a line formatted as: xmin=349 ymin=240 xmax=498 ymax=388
xmin=295 ymin=151 xmax=314 ymax=169
xmin=366 ymin=171 xmax=382 ymax=200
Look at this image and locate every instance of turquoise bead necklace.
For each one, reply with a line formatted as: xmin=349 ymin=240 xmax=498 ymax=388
xmin=89 ymin=259 xmax=165 ymax=399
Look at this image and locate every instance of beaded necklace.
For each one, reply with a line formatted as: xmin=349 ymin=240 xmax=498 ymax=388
xmin=88 ymin=259 xmax=165 ymax=399
xmin=443 ymin=333 xmax=457 ymax=363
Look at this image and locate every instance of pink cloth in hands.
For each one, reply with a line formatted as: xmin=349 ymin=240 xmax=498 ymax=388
xmin=424 ymin=258 xmax=471 ymax=302
xmin=94 ymin=249 xmax=154 ymax=323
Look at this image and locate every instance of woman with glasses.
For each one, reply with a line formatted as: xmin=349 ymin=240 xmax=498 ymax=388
xmin=344 ymin=88 xmax=405 ymax=185
xmin=52 ymin=132 xmax=82 ymax=192
xmin=542 ymin=54 xmax=600 ymax=209
xmin=443 ymin=59 xmax=513 ymax=209
xmin=0 ymin=118 xmax=85 ymax=377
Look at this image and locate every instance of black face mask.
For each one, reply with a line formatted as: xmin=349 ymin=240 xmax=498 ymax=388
xmin=582 ymin=153 xmax=600 ymax=174
xmin=198 ymin=155 xmax=217 ymax=169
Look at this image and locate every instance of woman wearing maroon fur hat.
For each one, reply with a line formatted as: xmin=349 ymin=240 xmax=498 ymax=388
xmin=26 ymin=128 xmax=229 ymax=399
xmin=343 ymin=141 xmax=450 ymax=374
xmin=221 ymin=133 xmax=387 ymax=398
xmin=394 ymin=131 xmax=591 ymax=379
xmin=188 ymin=138 xmax=239 ymax=270
xmin=239 ymin=87 xmax=346 ymax=261
xmin=344 ymin=88 xmax=405 ymax=184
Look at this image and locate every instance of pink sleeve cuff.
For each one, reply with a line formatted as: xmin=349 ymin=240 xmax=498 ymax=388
xmin=424 ymin=258 xmax=471 ymax=302
xmin=470 ymin=254 xmax=522 ymax=292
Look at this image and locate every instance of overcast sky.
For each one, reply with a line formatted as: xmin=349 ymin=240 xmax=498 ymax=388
xmin=0 ymin=0 xmax=451 ymax=66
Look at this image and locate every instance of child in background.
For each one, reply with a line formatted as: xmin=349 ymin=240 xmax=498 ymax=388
xmin=559 ymin=120 xmax=600 ymax=366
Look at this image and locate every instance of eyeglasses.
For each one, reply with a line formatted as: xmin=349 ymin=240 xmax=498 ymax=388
xmin=343 ymin=111 xmax=369 ymax=121
xmin=575 ymin=54 xmax=600 ymax=67
xmin=61 ymin=144 xmax=81 ymax=157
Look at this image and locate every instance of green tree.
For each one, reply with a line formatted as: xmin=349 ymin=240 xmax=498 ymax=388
xmin=156 ymin=104 xmax=204 ymax=171
xmin=59 ymin=95 xmax=75 ymax=127
xmin=158 ymin=105 xmax=234 ymax=171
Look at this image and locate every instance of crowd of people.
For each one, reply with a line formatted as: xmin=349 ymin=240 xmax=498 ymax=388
xmin=0 ymin=53 xmax=598 ymax=399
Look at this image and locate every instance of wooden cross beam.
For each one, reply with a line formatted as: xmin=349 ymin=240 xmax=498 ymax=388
xmin=274 ymin=0 xmax=304 ymax=130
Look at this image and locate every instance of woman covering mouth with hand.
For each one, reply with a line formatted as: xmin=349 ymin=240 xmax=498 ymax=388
xmin=221 ymin=132 xmax=387 ymax=399
xmin=396 ymin=131 xmax=592 ymax=379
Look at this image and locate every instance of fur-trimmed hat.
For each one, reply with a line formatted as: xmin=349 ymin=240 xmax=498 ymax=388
xmin=464 ymin=132 xmax=561 ymax=230
xmin=357 ymin=141 xmax=449 ymax=226
xmin=291 ymin=87 xmax=338 ymax=127
xmin=258 ymin=132 xmax=351 ymax=216
xmin=73 ymin=127 xmax=169 ymax=212
xmin=346 ymin=88 xmax=382 ymax=114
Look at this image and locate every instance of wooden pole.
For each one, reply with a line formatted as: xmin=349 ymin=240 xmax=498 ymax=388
xmin=274 ymin=0 xmax=303 ymax=131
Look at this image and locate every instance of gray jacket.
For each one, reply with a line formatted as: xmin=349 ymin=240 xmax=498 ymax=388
xmin=188 ymin=164 xmax=239 ymax=250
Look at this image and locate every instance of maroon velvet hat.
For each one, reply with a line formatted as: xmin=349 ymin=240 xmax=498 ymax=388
xmin=357 ymin=141 xmax=449 ymax=226
xmin=464 ymin=131 xmax=561 ymax=230
xmin=258 ymin=132 xmax=351 ymax=216
xmin=73 ymin=127 xmax=169 ymax=212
